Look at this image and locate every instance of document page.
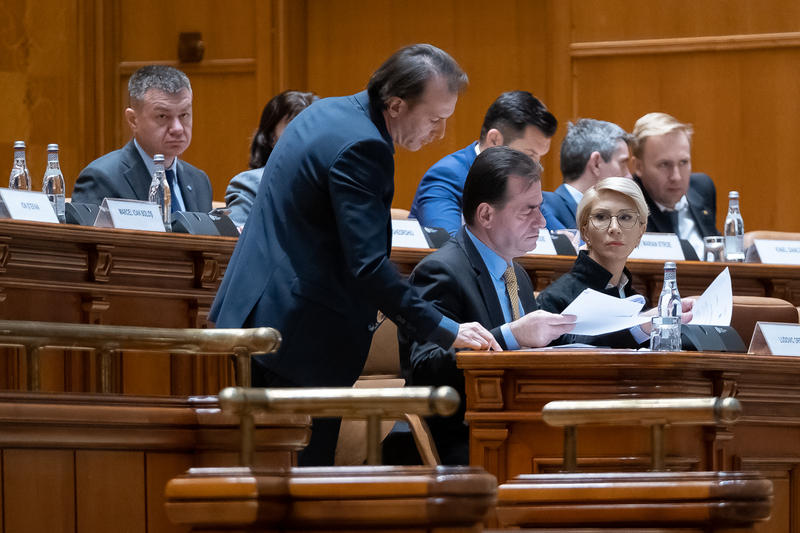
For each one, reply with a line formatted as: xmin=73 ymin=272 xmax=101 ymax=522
xmin=688 ymin=267 xmax=732 ymax=326
xmin=561 ymin=289 xmax=649 ymax=336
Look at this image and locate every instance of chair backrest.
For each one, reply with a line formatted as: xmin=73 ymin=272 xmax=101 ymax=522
xmin=731 ymin=296 xmax=797 ymax=345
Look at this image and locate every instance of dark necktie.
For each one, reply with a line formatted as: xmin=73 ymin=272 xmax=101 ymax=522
xmin=165 ymin=169 xmax=179 ymax=213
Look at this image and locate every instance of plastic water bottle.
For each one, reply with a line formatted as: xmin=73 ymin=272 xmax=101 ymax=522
xmin=9 ymin=141 xmax=31 ymax=190
xmin=148 ymin=154 xmax=172 ymax=231
xmin=657 ymin=261 xmax=682 ymax=319
xmin=42 ymin=144 xmax=66 ymax=223
xmin=724 ymin=191 xmax=744 ymax=262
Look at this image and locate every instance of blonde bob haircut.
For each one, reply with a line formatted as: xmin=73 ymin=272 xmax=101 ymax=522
xmin=576 ymin=177 xmax=649 ymax=238
xmin=631 ymin=112 xmax=693 ymax=159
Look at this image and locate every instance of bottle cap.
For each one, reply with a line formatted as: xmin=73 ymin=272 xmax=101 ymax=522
xmin=664 ymin=261 xmax=676 ymax=269
xmin=47 ymin=143 xmax=59 ymax=151
xmin=13 ymin=141 xmax=25 ymax=149
xmin=153 ymin=154 xmax=165 ymax=163
xmin=729 ymin=191 xmax=739 ymax=199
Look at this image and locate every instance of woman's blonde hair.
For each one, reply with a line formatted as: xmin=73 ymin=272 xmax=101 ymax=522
xmin=577 ymin=177 xmax=649 ymax=239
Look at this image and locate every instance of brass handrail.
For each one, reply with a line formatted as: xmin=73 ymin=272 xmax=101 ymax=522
xmin=219 ymin=386 xmax=459 ymax=466
xmin=542 ymin=397 xmax=741 ymax=472
xmin=0 ymin=320 xmax=281 ymax=392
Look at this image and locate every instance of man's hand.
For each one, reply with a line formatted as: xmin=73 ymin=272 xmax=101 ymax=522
xmin=452 ymin=322 xmax=502 ymax=351
xmin=508 ymin=310 xmax=576 ymax=348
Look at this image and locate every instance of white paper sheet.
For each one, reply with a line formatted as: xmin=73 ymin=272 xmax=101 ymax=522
xmin=561 ymin=289 xmax=649 ymax=336
xmin=688 ymin=267 xmax=732 ymax=326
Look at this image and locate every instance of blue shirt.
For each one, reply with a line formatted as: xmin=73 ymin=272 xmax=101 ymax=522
xmin=464 ymin=226 xmax=523 ymax=349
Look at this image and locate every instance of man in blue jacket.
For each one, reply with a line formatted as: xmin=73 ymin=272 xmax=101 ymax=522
xmin=409 ymin=91 xmax=557 ymax=236
xmin=542 ymin=118 xmax=632 ymax=230
xmin=210 ymin=44 xmax=499 ymax=466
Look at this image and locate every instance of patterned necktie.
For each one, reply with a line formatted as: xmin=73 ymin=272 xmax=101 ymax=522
xmin=503 ymin=265 xmax=521 ymax=321
xmin=165 ymin=168 xmax=179 ymax=213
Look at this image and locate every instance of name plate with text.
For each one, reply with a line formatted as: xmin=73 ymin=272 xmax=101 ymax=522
xmin=749 ymin=322 xmax=800 ymax=356
xmin=753 ymin=239 xmax=800 ymax=265
xmin=391 ymin=219 xmax=430 ymax=249
xmin=94 ymin=198 xmax=166 ymax=232
xmin=629 ymin=233 xmax=685 ymax=261
xmin=0 ymin=188 xmax=59 ymax=223
xmin=526 ymin=228 xmax=557 ymax=255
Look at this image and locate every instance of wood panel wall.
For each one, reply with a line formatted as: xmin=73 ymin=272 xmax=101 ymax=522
xmin=2 ymin=0 xmax=799 ymax=231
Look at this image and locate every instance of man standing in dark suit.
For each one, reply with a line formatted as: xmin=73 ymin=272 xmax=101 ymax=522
xmin=542 ymin=118 xmax=632 ymax=230
xmin=210 ymin=44 xmax=500 ymax=466
xmin=631 ymin=112 xmax=719 ymax=258
xmin=72 ymin=65 xmax=212 ymax=213
xmin=400 ymin=146 xmax=576 ymax=465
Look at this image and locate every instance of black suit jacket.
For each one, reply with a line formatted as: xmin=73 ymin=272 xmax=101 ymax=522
xmin=210 ymin=91 xmax=451 ymax=388
xmin=537 ymin=250 xmax=647 ymax=348
xmin=634 ymin=173 xmax=719 ymax=237
xmin=72 ymin=139 xmax=213 ymax=212
xmin=399 ymin=228 xmax=537 ymax=464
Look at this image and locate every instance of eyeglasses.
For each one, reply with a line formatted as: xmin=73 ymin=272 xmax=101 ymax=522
xmin=588 ymin=210 xmax=641 ymax=230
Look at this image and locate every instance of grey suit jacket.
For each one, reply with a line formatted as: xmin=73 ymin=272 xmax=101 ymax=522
xmin=72 ymin=139 xmax=213 ymax=212
xmin=224 ymin=166 xmax=264 ymax=227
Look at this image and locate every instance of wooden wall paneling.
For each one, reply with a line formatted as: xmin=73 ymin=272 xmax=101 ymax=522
xmin=146 ymin=453 xmax=193 ymax=533
xmin=76 ymin=450 xmax=145 ymax=533
xmin=123 ymin=351 xmax=172 ymax=396
xmin=3 ymin=449 xmax=75 ymax=533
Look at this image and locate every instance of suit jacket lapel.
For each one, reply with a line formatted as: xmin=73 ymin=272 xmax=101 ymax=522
xmin=456 ymin=228 xmax=506 ymax=326
xmin=515 ymin=264 xmax=537 ymax=314
xmin=121 ymin=140 xmax=151 ymax=201
xmin=555 ymin=184 xmax=578 ymax=217
xmin=176 ymin=160 xmax=196 ymax=212
xmin=686 ymin=182 xmax=715 ymax=237
xmin=635 ymin=176 xmax=672 ymax=233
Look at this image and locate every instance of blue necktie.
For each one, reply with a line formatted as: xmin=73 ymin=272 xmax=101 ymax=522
xmin=165 ymin=169 xmax=179 ymax=213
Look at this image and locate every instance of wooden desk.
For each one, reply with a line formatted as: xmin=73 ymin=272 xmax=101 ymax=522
xmin=458 ymin=350 xmax=800 ymax=533
xmin=392 ymin=248 xmax=800 ymax=306
xmin=0 ymin=219 xmax=237 ymax=395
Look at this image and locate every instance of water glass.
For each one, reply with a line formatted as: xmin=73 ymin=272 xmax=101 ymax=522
xmin=649 ymin=316 xmax=681 ymax=351
xmin=703 ymin=236 xmax=726 ymax=262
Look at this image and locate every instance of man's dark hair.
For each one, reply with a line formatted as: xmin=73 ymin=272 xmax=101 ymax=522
xmin=128 ymin=65 xmax=191 ymax=107
xmin=462 ymin=146 xmax=542 ymax=226
xmin=560 ymin=118 xmax=632 ymax=182
xmin=367 ymin=44 xmax=468 ymax=109
xmin=479 ymin=91 xmax=557 ymax=144
xmin=249 ymin=90 xmax=319 ymax=169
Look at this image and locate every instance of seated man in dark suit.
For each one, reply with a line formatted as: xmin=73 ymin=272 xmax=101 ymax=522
xmin=72 ymin=65 xmax=212 ymax=213
xmin=400 ymin=146 xmax=576 ymax=465
xmin=409 ymin=91 xmax=557 ymax=236
xmin=631 ymin=112 xmax=719 ymax=258
xmin=543 ymin=118 xmax=632 ymax=230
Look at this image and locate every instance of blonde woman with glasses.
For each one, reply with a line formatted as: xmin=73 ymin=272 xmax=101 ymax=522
xmin=538 ymin=177 xmax=692 ymax=347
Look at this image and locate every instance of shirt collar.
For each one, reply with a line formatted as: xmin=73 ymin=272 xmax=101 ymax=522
xmin=563 ymin=183 xmax=584 ymax=205
xmin=464 ymin=226 xmax=511 ymax=281
xmin=133 ymin=138 xmax=178 ymax=177
xmin=655 ymin=194 xmax=688 ymax=213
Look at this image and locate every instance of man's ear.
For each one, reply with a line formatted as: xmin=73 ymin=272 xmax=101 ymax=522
xmin=484 ymin=128 xmax=505 ymax=147
xmin=474 ymin=202 xmax=494 ymax=228
xmin=124 ymin=107 xmax=137 ymax=132
xmin=385 ymin=96 xmax=406 ymax=119
xmin=588 ymin=151 xmax=603 ymax=176
xmin=632 ymin=155 xmax=644 ymax=177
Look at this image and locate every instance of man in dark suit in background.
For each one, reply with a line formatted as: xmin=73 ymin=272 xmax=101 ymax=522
xmin=543 ymin=118 xmax=632 ymax=230
xmin=72 ymin=65 xmax=212 ymax=212
xmin=631 ymin=112 xmax=719 ymax=259
xmin=210 ymin=44 xmax=500 ymax=466
xmin=400 ymin=146 xmax=575 ymax=465
xmin=409 ymin=91 xmax=557 ymax=236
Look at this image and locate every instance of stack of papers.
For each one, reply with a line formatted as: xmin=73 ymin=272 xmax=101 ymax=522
xmin=560 ymin=268 xmax=733 ymax=336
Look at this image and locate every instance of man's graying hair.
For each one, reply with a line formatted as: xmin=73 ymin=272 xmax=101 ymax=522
xmin=560 ymin=118 xmax=632 ymax=183
xmin=128 ymin=65 xmax=192 ymax=107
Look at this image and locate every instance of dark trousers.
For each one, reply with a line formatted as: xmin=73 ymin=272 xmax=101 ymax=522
xmin=251 ymin=362 xmax=341 ymax=466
